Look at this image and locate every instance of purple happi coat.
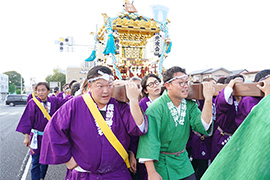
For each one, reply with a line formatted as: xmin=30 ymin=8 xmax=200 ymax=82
xmin=57 ymin=91 xmax=65 ymax=99
xmin=139 ymin=97 xmax=151 ymax=113
xmin=27 ymin=93 xmax=35 ymax=103
xmin=40 ymin=92 xmax=147 ymax=179
xmin=191 ymin=99 xmax=214 ymax=160
xmin=64 ymin=94 xmax=73 ymax=101
xmin=211 ymin=88 xmax=238 ymax=161
xmin=235 ymin=96 xmax=261 ymax=127
xmin=16 ymin=96 xmax=66 ymax=155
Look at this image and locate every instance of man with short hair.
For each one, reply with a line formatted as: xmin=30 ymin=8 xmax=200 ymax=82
xmin=57 ymin=83 xmax=69 ymax=99
xmin=40 ymin=66 xmax=147 ymax=180
xmin=16 ymin=82 xmax=68 ymax=180
xmin=52 ymin=87 xmax=60 ymax=97
xmin=137 ymin=66 xmax=214 ymax=180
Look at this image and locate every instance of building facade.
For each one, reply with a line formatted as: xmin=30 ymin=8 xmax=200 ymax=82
xmin=189 ymin=68 xmax=260 ymax=83
xmin=66 ymin=61 xmax=96 ymax=83
xmin=243 ymin=71 xmax=260 ymax=82
xmin=0 ymin=73 xmax=9 ymax=101
xmin=189 ymin=68 xmax=232 ymax=82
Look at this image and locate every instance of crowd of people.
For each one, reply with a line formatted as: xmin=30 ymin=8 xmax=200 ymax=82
xmin=15 ymin=66 xmax=270 ymax=180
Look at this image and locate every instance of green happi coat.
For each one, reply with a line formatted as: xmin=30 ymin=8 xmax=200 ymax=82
xmin=137 ymin=91 xmax=213 ymax=180
xmin=201 ymin=94 xmax=270 ymax=180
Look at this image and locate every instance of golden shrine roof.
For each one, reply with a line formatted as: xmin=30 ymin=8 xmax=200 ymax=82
xmin=112 ymin=12 xmax=160 ymax=33
xmin=96 ymin=12 xmax=162 ymax=41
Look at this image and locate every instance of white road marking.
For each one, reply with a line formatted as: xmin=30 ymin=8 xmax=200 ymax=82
xmin=0 ymin=112 xmax=9 ymax=116
xmin=0 ymin=112 xmax=22 ymax=116
xmin=10 ymin=112 xmax=20 ymax=115
xmin=21 ymin=154 xmax=31 ymax=180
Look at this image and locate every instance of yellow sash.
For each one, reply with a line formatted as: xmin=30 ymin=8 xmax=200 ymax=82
xmin=32 ymin=97 xmax=51 ymax=121
xmin=82 ymin=93 xmax=130 ymax=168
xmin=32 ymin=92 xmax=35 ymax=98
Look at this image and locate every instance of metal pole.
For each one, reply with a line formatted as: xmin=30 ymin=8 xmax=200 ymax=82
xmin=21 ymin=74 xmax=22 ymax=94
xmin=20 ymin=65 xmax=23 ymax=94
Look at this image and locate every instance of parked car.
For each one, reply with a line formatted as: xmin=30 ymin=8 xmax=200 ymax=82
xmin=5 ymin=94 xmax=28 ymax=106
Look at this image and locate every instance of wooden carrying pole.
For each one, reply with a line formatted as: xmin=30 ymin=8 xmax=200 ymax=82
xmin=112 ymin=84 xmax=129 ymax=103
xmin=112 ymin=82 xmax=264 ymax=102
xmin=187 ymin=82 xmax=264 ymax=100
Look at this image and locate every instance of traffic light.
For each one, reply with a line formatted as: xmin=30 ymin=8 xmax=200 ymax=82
xmin=59 ymin=37 xmax=64 ymax=52
xmin=65 ymin=36 xmax=73 ymax=46
xmin=65 ymin=38 xmax=69 ymax=44
xmin=58 ymin=36 xmax=73 ymax=52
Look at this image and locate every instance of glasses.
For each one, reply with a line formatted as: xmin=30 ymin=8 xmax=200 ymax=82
xmin=146 ymin=80 xmax=160 ymax=88
xmin=172 ymin=80 xmax=190 ymax=87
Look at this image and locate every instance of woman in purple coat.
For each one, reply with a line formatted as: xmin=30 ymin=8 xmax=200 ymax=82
xmin=139 ymin=74 xmax=162 ymax=112
xmin=129 ymin=74 xmax=162 ymax=180
xmin=211 ymin=75 xmax=244 ymax=161
xmin=16 ymin=82 xmax=68 ymax=180
xmin=40 ymin=66 xmax=147 ymax=180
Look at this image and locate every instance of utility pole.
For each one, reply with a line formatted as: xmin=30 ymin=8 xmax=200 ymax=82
xmin=20 ymin=64 xmax=23 ymax=94
xmin=20 ymin=73 xmax=22 ymax=94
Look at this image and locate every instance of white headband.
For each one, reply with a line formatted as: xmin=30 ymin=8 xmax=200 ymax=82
xmin=165 ymin=74 xmax=188 ymax=83
xmin=88 ymin=70 xmax=114 ymax=82
xmin=259 ymin=74 xmax=270 ymax=82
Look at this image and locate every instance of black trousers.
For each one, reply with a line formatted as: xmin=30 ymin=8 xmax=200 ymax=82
xmin=180 ymin=173 xmax=197 ymax=180
xmin=192 ymin=159 xmax=209 ymax=180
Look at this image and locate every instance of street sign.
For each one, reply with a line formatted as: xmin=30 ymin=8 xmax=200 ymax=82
xmin=49 ymin=82 xmax=61 ymax=89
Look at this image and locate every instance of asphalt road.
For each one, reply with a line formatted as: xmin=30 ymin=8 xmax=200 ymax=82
xmin=0 ymin=102 xmax=66 ymax=180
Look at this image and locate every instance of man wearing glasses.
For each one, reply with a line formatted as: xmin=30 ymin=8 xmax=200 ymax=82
xmin=137 ymin=66 xmax=214 ymax=180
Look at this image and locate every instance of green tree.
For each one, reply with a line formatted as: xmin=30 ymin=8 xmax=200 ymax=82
xmin=16 ymin=89 xmax=21 ymax=94
xmin=4 ymin=71 xmax=25 ymax=94
xmin=9 ymin=83 xmax=16 ymax=94
xmin=45 ymin=68 xmax=66 ymax=90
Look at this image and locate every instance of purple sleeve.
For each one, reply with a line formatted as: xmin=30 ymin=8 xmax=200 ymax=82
xmin=197 ymin=100 xmax=204 ymax=111
xmin=57 ymin=92 xmax=64 ymax=99
xmin=16 ymin=100 xmax=36 ymax=135
xmin=215 ymin=89 xmax=233 ymax=113
xmin=235 ymin=97 xmax=260 ymax=127
xmin=39 ymin=101 xmax=72 ymax=165
xmin=62 ymin=95 xmax=73 ymax=105
xmin=27 ymin=94 xmax=33 ymax=103
xmin=241 ymin=97 xmax=260 ymax=115
xmin=51 ymin=95 xmax=72 ymax=109
xmin=120 ymin=102 xmax=148 ymax=137
xmin=129 ymin=136 xmax=140 ymax=154
xmin=139 ymin=97 xmax=148 ymax=112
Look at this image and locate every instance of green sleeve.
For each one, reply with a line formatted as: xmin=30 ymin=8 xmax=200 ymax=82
xmin=189 ymin=100 xmax=213 ymax=136
xmin=136 ymin=105 xmax=162 ymax=160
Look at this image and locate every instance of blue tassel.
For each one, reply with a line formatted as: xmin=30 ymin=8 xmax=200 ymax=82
xmin=112 ymin=54 xmax=122 ymax=79
xmin=103 ymin=34 xmax=116 ymax=55
xmin=166 ymin=42 xmax=172 ymax=54
xmin=85 ymin=50 xmax=96 ymax=61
